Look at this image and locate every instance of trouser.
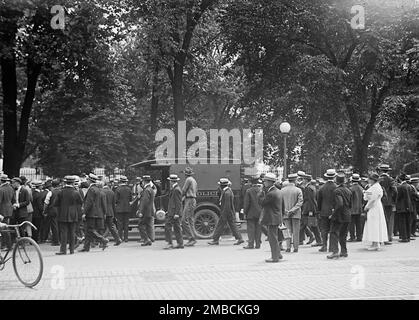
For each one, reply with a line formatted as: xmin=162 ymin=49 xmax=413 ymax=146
xmin=165 ymin=216 xmax=183 ymax=245
xmin=261 ymin=225 xmax=268 ymax=236
xmin=42 ymin=215 xmax=59 ymax=244
xmin=349 ymin=214 xmax=363 ymax=241
xmin=284 ymin=218 xmax=300 ymax=250
xmin=139 ymin=216 xmax=154 ymax=243
xmin=0 ymin=217 xmax=12 ymax=249
xmin=329 ymin=221 xmax=349 ymax=254
xmin=84 ymin=218 xmax=107 ymax=250
xmin=383 ymin=206 xmax=395 ymax=241
xmin=398 ymin=212 xmax=411 ymax=241
xmin=32 ymin=216 xmax=44 ymax=243
xmin=267 ymin=225 xmax=281 ymax=260
xmin=58 ymin=222 xmax=76 ymax=253
xmin=105 ymin=216 xmax=121 ymax=243
xmin=75 ymin=219 xmax=84 ymax=239
xmin=116 ymin=212 xmax=130 ymax=241
xmin=394 ymin=214 xmax=399 ymax=236
xmin=411 ymin=211 xmax=417 ymax=235
xmin=246 ymin=218 xmax=261 ymax=248
xmin=182 ymin=198 xmax=196 ymax=241
xmin=299 ymin=217 xmax=322 ymax=244
xmin=319 ymin=216 xmax=331 ymax=249
xmin=213 ymin=213 xmax=243 ymax=242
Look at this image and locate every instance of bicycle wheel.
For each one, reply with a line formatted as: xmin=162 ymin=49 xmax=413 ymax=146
xmin=12 ymin=237 xmax=43 ymax=288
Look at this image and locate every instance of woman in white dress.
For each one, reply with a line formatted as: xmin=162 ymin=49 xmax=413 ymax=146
xmin=362 ymin=173 xmax=388 ymax=250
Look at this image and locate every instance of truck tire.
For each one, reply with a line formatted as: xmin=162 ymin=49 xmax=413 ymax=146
xmin=193 ymin=209 xmax=219 ymax=239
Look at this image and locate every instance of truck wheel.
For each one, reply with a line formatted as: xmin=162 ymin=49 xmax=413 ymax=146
xmin=193 ymin=209 xmax=219 ymax=239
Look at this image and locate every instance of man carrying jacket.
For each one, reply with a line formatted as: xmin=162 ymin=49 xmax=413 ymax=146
xmin=348 ymin=174 xmax=365 ymax=242
xmin=164 ymin=174 xmax=184 ymax=249
xmin=138 ymin=175 xmax=155 ymax=246
xmin=378 ymin=164 xmax=398 ymax=244
xmin=243 ymin=176 xmax=263 ymax=249
xmin=327 ymin=173 xmax=352 ymax=259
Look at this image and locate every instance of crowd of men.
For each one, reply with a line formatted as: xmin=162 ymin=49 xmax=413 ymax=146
xmin=0 ymin=164 xmax=417 ymax=263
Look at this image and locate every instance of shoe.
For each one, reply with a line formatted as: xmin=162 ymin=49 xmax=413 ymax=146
xmin=164 ymin=244 xmax=174 ymax=250
xmin=328 ymin=249 xmax=333 ymax=253
xmin=311 ymin=243 xmax=323 ymax=247
xmin=384 ymin=241 xmax=392 ymax=245
xmin=141 ymin=241 xmax=152 ymax=246
xmin=124 ymin=240 xmax=129 ymax=243
xmin=234 ymin=239 xmax=245 ymax=245
xmin=327 ymin=253 xmax=340 ymax=259
xmin=101 ymin=239 xmax=109 ymax=250
xmin=299 ymin=241 xmax=304 ymax=245
xmin=114 ymin=240 xmax=122 ymax=246
xmin=208 ymin=241 xmax=219 ymax=245
xmin=78 ymin=248 xmax=89 ymax=252
xmin=184 ymin=240 xmax=197 ymax=247
xmin=399 ymin=239 xmax=409 ymax=243
xmin=347 ymin=238 xmax=355 ymax=242
xmin=307 ymin=238 xmax=314 ymax=245
xmin=410 ymin=238 xmax=416 ymax=241
xmin=243 ymin=246 xmax=254 ymax=249
xmin=367 ymin=246 xmax=380 ymax=251
xmin=55 ymin=252 xmax=66 ymax=255
xmin=174 ymin=245 xmax=184 ymax=249
xmin=318 ymin=247 xmax=327 ymax=252
xmin=51 ymin=243 xmax=60 ymax=246
xmin=356 ymin=239 xmax=362 ymax=242
xmin=285 ymin=248 xmax=291 ymax=253
xmin=69 ymin=251 xmax=74 ymax=255
xmin=293 ymin=248 xmax=298 ymax=253
xmin=339 ymin=252 xmax=348 ymax=258
xmin=265 ymin=258 xmax=280 ymax=263
xmin=255 ymin=245 xmax=261 ymax=249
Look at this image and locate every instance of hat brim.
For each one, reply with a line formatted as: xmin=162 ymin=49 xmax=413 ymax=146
xmin=167 ymin=177 xmax=180 ymax=181
xmin=262 ymin=178 xmax=276 ymax=182
xmin=324 ymin=173 xmax=337 ymax=178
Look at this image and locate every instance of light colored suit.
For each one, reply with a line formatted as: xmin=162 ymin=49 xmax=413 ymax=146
xmin=280 ymin=183 xmax=303 ymax=250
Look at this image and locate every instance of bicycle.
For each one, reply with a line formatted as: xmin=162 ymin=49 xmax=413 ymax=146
xmin=0 ymin=221 xmax=44 ymax=288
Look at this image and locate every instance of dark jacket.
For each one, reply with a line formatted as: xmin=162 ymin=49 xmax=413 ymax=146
xmin=317 ymin=181 xmax=337 ymax=217
xmin=302 ymin=184 xmax=317 ymax=215
xmin=243 ymin=184 xmax=263 ymax=220
xmin=13 ymin=186 xmax=31 ymax=219
xmin=84 ymin=184 xmax=105 ymax=219
xmin=54 ymin=185 xmax=83 ymax=222
xmin=0 ymin=183 xmax=15 ymax=218
xmin=219 ymin=187 xmax=235 ymax=218
xmin=261 ymin=186 xmax=282 ymax=226
xmin=332 ymin=184 xmax=352 ymax=223
xmin=138 ymin=185 xmax=155 ymax=218
xmin=32 ymin=189 xmax=47 ymax=218
xmin=115 ymin=184 xmax=132 ymax=213
xmin=379 ymin=174 xmax=398 ymax=207
xmin=350 ymin=183 xmax=364 ymax=215
xmin=103 ymin=187 xmax=116 ymax=217
xmin=45 ymin=188 xmax=60 ymax=217
xmin=167 ymin=184 xmax=182 ymax=217
xmin=396 ymin=182 xmax=412 ymax=214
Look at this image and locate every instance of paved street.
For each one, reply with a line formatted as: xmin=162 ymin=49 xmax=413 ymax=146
xmin=1 ymin=231 xmax=419 ymax=300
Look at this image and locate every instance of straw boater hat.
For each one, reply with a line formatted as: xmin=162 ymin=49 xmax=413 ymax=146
xmin=350 ymin=173 xmax=361 ymax=182
xmin=0 ymin=174 xmax=8 ymax=182
xmin=218 ymin=178 xmax=230 ymax=186
xmin=324 ymin=169 xmax=337 ymax=179
xmin=411 ymin=177 xmax=419 ymax=183
xmin=262 ymin=172 xmax=277 ymax=182
xmin=377 ymin=164 xmax=392 ymax=172
xmin=12 ymin=177 xmax=22 ymax=184
xmin=297 ymin=171 xmax=306 ymax=178
xmin=167 ymin=174 xmax=180 ymax=181
xmin=87 ymin=173 xmax=99 ymax=182
xmin=368 ymin=173 xmax=380 ymax=182
xmin=142 ymin=175 xmax=152 ymax=181
xmin=288 ymin=173 xmax=298 ymax=181
xmin=64 ymin=175 xmax=76 ymax=184
xmin=119 ymin=175 xmax=128 ymax=183
xmin=184 ymin=167 xmax=194 ymax=176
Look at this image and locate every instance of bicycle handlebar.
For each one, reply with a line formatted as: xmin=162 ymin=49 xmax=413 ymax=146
xmin=4 ymin=221 xmax=37 ymax=230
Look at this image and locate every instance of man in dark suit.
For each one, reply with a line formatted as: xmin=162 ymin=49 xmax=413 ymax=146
xmin=259 ymin=173 xmax=283 ymax=263
xmin=396 ymin=173 xmax=413 ymax=242
xmin=102 ymin=181 xmax=122 ymax=246
xmin=79 ymin=173 xmax=109 ymax=252
xmin=115 ymin=176 xmax=132 ymax=242
xmin=31 ymin=180 xmax=46 ymax=243
xmin=243 ymin=176 xmax=263 ymax=249
xmin=410 ymin=177 xmax=419 ymax=237
xmin=164 ymin=174 xmax=184 ymax=249
xmin=208 ymin=178 xmax=244 ymax=246
xmin=327 ymin=174 xmax=352 ymax=259
xmin=317 ymin=169 xmax=337 ymax=252
xmin=348 ymin=174 xmax=365 ymax=242
xmin=11 ymin=177 xmax=31 ymax=237
xmin=42 ymin=179 xmax=60 ymax=246
xmin=378 ymin=164 xmax=398 ymax=244
xmin=54 ymin=176 xmax=83 ymax=255
xmin=0 ymin=174 xmax=14 ymax=250
xmin=138 ymin=175 xmax=155 ymax=246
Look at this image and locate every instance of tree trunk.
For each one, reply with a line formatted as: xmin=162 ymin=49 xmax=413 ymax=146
xmin=150 ymin=63 xmax=159 ymax=132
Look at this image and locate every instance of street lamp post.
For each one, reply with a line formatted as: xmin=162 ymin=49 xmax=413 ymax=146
xmin=279 ymin=122 xmax=291 ymax=180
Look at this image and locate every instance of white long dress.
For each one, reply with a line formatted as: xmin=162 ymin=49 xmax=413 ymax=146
xmin=362 ymin=182 xmax=388 ymax=244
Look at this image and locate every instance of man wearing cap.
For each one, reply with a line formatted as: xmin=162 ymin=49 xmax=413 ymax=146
xmin=407 ymin=176 xmax=419 ymax=238
xmin=102 ymin=181 xmax=122 ymax=246
xmin=280 ymin=173 xmax=303 ymax=253
xmin=208 ymin=178 xmax=244 ymax=246
xmin=377 ymin=164 xmax=398 ymax=244
xmin=54 ymin=176 xmax=83 ymax=255
xmin=0 ymin=174 xmax=14 ymax=250
xmin=181 ymin=167 xmax=198 ymax=247
xmin=396 ymin=174 xmax=413 ymax=242
xmin=42 ymin=179 xmax=61 ymax=246
xmin=11 ymin=177 xmax=32 ymax=237
xmin=115 ymin=176 xmax=132 ymax=243
xmin=31 ymin=180 xmax=46 ymax=242
xmin=259 ymin=172 xmax=283 ymax=262
xmin=317 ymin=169 xmax=338 ymax=252
xmin=79 ymin=173 xmax=109 ymax=252
xmin=327 ymin=174 xmax=352 ymax=259
xmin=348 ymin=174 xmax=365 ymax=242
xmin=137 ymin=175 xmax=155 ymax=246
xmin=164 ymin=174 xmax=184 ymax=249
xmin=243 ymin=176 xmax=263 ymax=249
